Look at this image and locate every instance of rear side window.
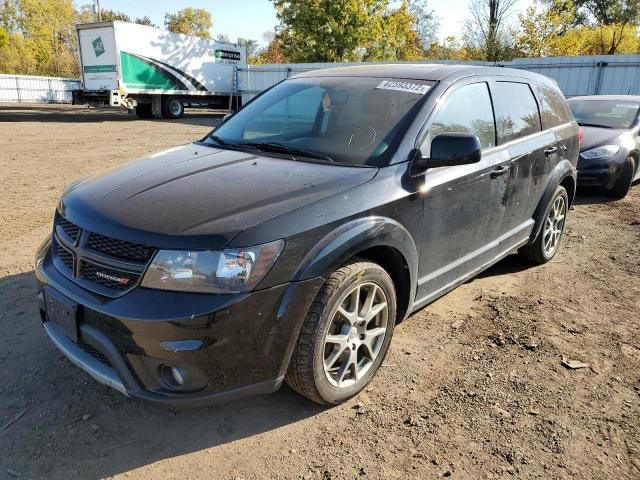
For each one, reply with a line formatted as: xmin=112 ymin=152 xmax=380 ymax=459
xmin=537 ymin=85 xmax=572 ymax=128
xmin=427 ymin=82 xmax=496 ymax=149
xmin=493 ymin=82 xmax=541 ymax=143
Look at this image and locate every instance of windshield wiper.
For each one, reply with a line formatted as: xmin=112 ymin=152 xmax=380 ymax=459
xmin=209 ymin=134 xmax=230 ymax=146
xmin=577 ymin=122 xmax=613 ymax=129
xmin=237 ymin=141 xmax=334 ymax=162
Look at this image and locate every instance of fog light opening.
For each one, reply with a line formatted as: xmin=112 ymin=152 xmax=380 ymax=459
xmin=160 ymin=364 xmax=187 ymax=389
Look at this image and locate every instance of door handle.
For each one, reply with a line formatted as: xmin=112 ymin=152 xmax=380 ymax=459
xmin=490 ymin=165 xmax=509 ymax=179
xmin=544 ymin=147 xmax=558 ymax=157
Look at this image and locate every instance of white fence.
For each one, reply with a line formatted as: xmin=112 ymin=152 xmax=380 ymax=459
xmin=239 ymin=54 xmax=640 ymax=102
xmin=0 ymin=74 xmax=81 ymax=103
xmin=4 ymin=54 xmax=640 ymax=106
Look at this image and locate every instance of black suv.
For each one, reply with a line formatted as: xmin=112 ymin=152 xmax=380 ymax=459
xmin=35 ymin=65 xmax=579 ymax=407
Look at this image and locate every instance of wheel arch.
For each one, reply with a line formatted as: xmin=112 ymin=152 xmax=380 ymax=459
xmin=528 ymin=160 xmax=576 ymax=246
xmin=291 ymin=216 xmax=419 ymax=324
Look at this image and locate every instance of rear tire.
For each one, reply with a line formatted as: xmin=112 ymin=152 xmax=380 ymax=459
xmin=519 ymin=185 xmax=568 ymax=264
xmin=162 ymin=96 xmax=184 ymax=119
xmin=607 ymin=156 xmax=635 ymax=199
xmin=286 ymin=259 xmax=396 ymax=405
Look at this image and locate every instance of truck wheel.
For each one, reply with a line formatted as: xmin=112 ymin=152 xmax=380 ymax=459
xmin=286 ymin=259 xmax=396 ymax=405
xmin=135 ymin=104 xmax=153 ymax=119
xmin=162 ymin=96 xmax=184 ymax=119
xmin=607 ymin=156 xmax=635 ymax=199
xmin=519 ymin=185 xmax=568 ymax=264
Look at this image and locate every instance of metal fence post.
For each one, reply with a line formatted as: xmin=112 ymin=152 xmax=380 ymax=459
xmin=15 ymin=76 xmax=21 ymax=103
xmin=48 ymin=77 xmax=53 ymax=103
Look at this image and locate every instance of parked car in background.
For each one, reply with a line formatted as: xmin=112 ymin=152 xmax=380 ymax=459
xmin=567 ymin=95 xmax=640 ymax=198
xmin=35 ymin=65 xmax=578 ymax=407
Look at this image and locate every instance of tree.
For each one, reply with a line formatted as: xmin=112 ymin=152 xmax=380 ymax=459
xmin=463 ymin=0 xmax=519 ymax=61
xmin=0 ymin=25 xmax=8 ymax=48
xmin=366 ymin=0 xmax=424 ymax=61
xmin=251 ymin=31 xmax=287 ymax=64
xmin=409 ymin=0 xmax=439 ymax=51
xmin=99 ymin=9 xmax=131 ymax=22
xmin=1 ymin=0 xmax=78 ymax=76
xmin=216 ymin=33 xmax=230 ymax=42
xmin=516 ymin=0 xmax=639 ymax=56
xmin=134 ymin=16 xmax=156 ymax=27
xmin=164 ymin=8 xmax=212 ymax=38
xmin=238 ymin=37 xmax=259 ymax=57
xmin=271 ymin=0 xmax=388 ymax=62
xmin=571 ymin=0 xmax=640 ymax=54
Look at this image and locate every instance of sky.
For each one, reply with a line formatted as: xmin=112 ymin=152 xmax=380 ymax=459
xmin=87 ymin=0 xmax=533 ymax=46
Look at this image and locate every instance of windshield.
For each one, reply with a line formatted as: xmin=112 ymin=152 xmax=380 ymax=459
xmin=204 ymin=77 xmax=434 ymax=166
xmin=568 ymin=99 xmax=639 ymax=129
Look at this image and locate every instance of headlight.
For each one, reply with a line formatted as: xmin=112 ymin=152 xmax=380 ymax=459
xmin=582 ymin=144 xmax=620 ymax=159
xmin=141 ymin=240 xmax=284 ymax=294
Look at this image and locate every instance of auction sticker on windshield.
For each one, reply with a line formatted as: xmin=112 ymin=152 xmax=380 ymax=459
xmin=376 ymin=80 xmax=430 ymax=95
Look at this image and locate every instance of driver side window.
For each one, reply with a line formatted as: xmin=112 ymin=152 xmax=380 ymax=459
xmin=425 ymin=82 xmax=496 ymax=151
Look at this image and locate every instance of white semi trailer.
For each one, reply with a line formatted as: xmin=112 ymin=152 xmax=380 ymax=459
xmin=73 ymin=21 xmax=247 ymax=119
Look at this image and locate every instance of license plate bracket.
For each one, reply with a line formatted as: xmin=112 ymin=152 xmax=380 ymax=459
xmin=44 ymin=287 xmax=78 ymax=342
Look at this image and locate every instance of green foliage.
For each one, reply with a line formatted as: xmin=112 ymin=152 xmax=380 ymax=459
xmin=164 ymin=8 xmax=212 ymax=38
xmin=100 ymin=9 xmax=132 ymax=22
xmin=0 ymin=26 xmax=8 ymax=48
xmin=517 ymin=0 xmax=639 ymax=56
xmin=272 ymin=0 xmax=386 ymax=62
xmin=134 ymin=16 xmax=156 ymax=27
xmin=366 ymin=0 xmax=424 ymax=61
xmin=272 ymin=0 xmax=429 ymax=62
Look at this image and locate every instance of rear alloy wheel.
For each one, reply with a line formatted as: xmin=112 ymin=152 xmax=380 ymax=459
xmin=286 ymin=260 xmax=396 ymax=405
xmin=607 ymin=156 xmax=635 ymax=199
xmin=520 ymin=185 xmax=568 ymax=264
xmin=162 ymin=96 xmax=184 ymax=119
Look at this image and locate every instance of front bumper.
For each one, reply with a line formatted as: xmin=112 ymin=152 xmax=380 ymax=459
xmin=576 ymin=153 xmax=625 ymax=189
xmin=36 ymin=243 xmax=323 ymax=408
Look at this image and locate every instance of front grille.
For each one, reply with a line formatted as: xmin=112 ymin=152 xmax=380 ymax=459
xmin=57 ymin=216 xmax=80 ymax=242
xmin=80 ymin=261 xmax=140 ymax=292
xmin=77 ymin=340 xmax=113 ymax=368
xmin=52 ymin=214 xmax=154 ymax=296
xmin=56 ymin=243 xmax=74 ymax=271
xmin=88 ymin=232 xmax=156 ymax=263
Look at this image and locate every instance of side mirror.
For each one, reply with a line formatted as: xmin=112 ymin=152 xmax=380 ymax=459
xmin=414 ymin=133 xmax=482 ymax=170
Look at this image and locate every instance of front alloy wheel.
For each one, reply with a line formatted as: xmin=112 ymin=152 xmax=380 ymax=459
xmin=323 ymin=282 xmax=389 ymax=388
xmin=286 ymin=259 xmax=396 ymax=405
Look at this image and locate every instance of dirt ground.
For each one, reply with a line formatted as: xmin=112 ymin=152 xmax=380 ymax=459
xmin=0 ymin=104 xmax=638 ymax=480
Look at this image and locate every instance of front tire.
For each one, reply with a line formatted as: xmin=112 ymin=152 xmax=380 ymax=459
xmin=519 ymin=185 xmax=568 ymax=264
xmin=286 ymin=259 xmax=396 ymax=405
xmin=607 ymin=156 xmax=635 ymax=199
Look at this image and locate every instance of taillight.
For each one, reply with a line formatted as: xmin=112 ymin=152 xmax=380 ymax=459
xmin=578 ymin=128 xmax=584 ymax=144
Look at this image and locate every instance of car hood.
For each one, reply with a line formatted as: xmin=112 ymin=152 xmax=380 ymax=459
xmin=60 ymin=144 xmax=377 ymax=249
xmin=579 ymin=126 xmax=628 ymax=151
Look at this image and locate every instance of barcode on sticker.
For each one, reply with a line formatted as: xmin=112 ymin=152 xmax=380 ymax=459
xmin=376 ymin=80 xmax=430 ymax=95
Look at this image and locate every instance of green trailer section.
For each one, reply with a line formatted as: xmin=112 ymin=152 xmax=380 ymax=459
xmin=120 ymin=51 xmax=186 ymax=91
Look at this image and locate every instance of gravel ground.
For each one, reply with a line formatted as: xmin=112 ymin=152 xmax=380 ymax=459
xmin=0 ymin=104 xmax=639 ymax=480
